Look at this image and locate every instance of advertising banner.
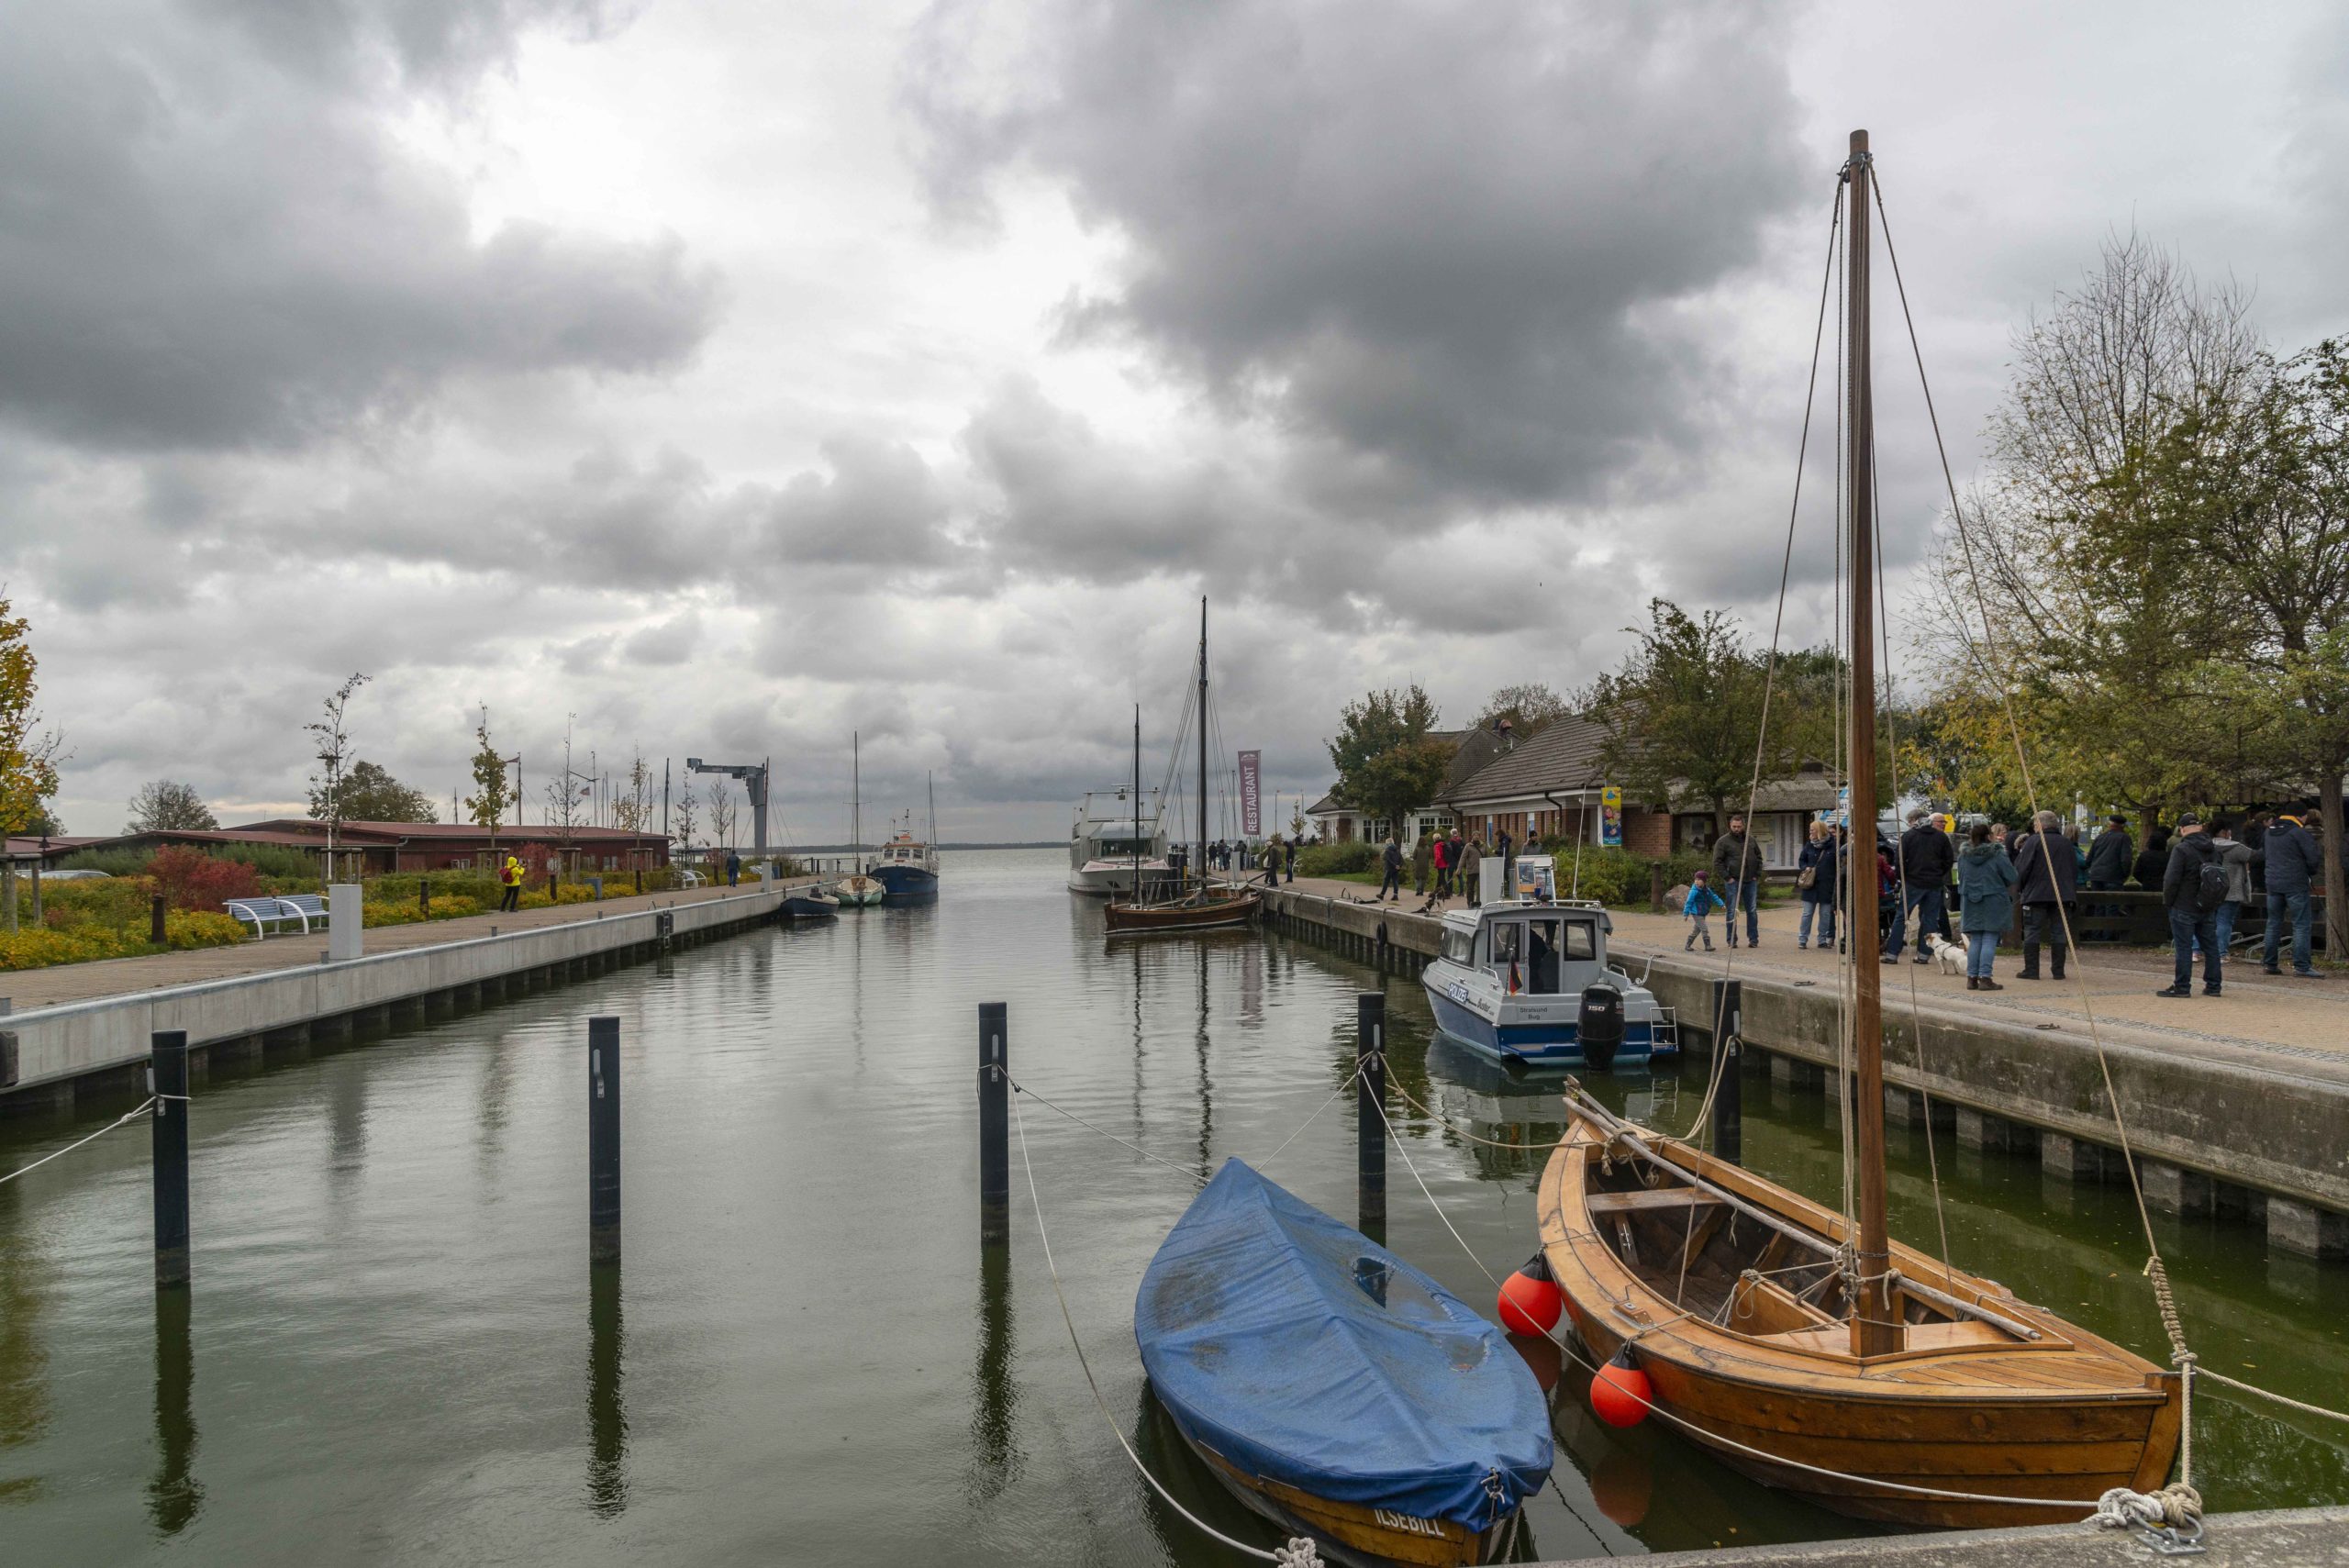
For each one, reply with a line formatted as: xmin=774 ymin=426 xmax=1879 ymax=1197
xmin=1599 ymin=785 xmax=1623 ymax=849
xmin=1238 ymin=751 xmax=1262 ymax=837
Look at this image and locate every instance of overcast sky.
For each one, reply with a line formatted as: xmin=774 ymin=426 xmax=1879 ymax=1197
xmin=7 ymin=0 xmax=2344 ymax=841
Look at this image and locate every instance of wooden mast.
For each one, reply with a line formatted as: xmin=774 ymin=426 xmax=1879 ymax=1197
xmin=1197 ymin=597 xmax=1208 ymax=894
xmin=1132 ymin=704 xmax=1142 ymax=893
xmin=1844 ymin=128 xmax=1900 ymax=1359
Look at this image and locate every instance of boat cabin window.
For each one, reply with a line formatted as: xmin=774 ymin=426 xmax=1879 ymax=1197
xmin=1488 ymin=921 xmax=1521 ymax=974
xmin=1560 ymin=920 xmax=1598 ymax=962
xmin=1520 ymin=918 xmax=1559 ymax=994
xmin=1440 ymin=927 xmax=1474 ymax=964
xmin=1098 ymin=837 xmax=1152 ymax=857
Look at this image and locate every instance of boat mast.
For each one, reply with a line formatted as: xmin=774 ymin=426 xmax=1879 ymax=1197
xmin=1132 ymin=704 xmax=1142 ymax=893
xmin=1197 ymin=597 xmax=1208 ymax=892
xmin=852 ymin=731 xmax=862 ymax=870
xmin=928 ymin=771 xmax=936 ymax=851
xmin=1843 ymin=128 xmax=1900 ymax=1359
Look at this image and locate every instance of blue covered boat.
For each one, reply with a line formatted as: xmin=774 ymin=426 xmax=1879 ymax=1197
xmin=1135 ymin=1161 xmax=1551 ymax=1565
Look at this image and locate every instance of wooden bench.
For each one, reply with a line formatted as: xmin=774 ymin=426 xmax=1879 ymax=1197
xmin=224 ymin=895 xmax=329 ymax=938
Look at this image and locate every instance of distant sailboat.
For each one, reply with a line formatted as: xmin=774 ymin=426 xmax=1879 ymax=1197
xmin=833 ymin=731 xmax=885 ymax=907
xmin=1106 ymin=599 xmax=1256 ymax=936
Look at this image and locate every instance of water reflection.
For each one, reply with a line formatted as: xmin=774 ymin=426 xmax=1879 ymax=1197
xmin=965 ymin=1242 xmax=1021 ymax=1506
xmin=146 ymin=1289 xmax=201 ymax=1534
xmin=585 ymin=1262 xmax=627 ymax=1518
xmin=0 ymin=1189 xmax=49 ymax=1507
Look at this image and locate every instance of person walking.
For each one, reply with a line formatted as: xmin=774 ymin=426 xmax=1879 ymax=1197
xmin=1434 ymin=830 xmax=1459 ymax=902
xmin=1887 ymin=809 xmax=1955 ymax=963
xmin=2258 ymin=811 xmax=2323 ymax=977
xmin=1710 ymin=816 xmax=1764 ymax=948
xmin=1796 ymin=821 xmax=1835 ymax=950
xmin=1261 ymin=836 xmax=1282 ymax=889
xmin=1460 ymin=836 xmax=1485 ymax=908
xmin=1955 ymin=822 xmax=2018 ymax=990
xmin=498 ymin=854 xmax=523 ymax=912
xmin=1683 ymin=872 xmax=1727 ymax=951
xmin=1411 ymin=830 xmax=1433 ymax=898
xmin=2012 ymin=809 xmax=2076 ymax=981
xmin=1378 ymin=837 xmax=1404 ymax=902
xmin=1496 ymin=826 xmax=1515 ymax=900
xmin=2084 ymin=816 xmax=2132 ymax=890
xmin=2155 ymin=814 xmax=2225 ymax=996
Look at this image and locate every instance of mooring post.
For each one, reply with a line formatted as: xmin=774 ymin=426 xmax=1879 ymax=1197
xmin=1357 ymin=991 xmax=1386 ymax=1238
xmin=978 ymin=1002 xmax=1009 ymax=1242
xmin=420 ymin=878 xmax=431 ymax=917
xmin=150 ymin=895 xmax=168 ymax=946
xmin=1710 ymin=979 xmax=1742 ymax=1166
xmin=151 ymin=1030 xmax=191 ymax=1287
xmin=588 ymin=1016 xmax=621 ymax=1262
xmin=1650 ymin=862 xmax=1667 ymax=913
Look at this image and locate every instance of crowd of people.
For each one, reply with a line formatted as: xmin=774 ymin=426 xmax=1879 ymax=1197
xmin=1776 ymin=806 xmax=2335 ymax=996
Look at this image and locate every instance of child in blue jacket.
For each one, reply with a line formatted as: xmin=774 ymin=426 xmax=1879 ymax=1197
xmin=1684 ymin=871 xmax=1729 ymax=951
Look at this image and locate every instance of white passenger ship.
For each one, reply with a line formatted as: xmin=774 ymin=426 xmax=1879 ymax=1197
xmin=1068 ymin=790 xmax=1170 ymax=895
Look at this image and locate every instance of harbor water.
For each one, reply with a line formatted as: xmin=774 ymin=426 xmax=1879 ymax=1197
xmin=2 ymin=848 xmax=2343 ymax=1562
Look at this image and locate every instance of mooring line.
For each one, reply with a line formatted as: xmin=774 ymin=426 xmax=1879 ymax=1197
xmin=1005 ymin=1074 xmax=1209 ymax=1185
xmin=0 ymin=1097 xmax=159 ymax=1186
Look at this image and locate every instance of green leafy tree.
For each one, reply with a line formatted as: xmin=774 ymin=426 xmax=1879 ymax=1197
xmin=1475 ymin=682 xmax=1570 ymax=739
xmin=1325 ymin=684 xmax=1453 ymax=840
xmin=463 ymin=707 xmax=514 ymax=851
xmin=1581 ymin=600 xmax=1808 ymax=830
xmin=325 ymin=760 xmax=438 ymax=823
xmin=0 ymin=595 xmax=64 ymax=932
xmin=128 ymin=779 xmax=218 ymax=831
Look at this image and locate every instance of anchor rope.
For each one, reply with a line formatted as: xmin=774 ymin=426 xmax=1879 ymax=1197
xmin=0 ymin=1097 xmax=161 ymax=1186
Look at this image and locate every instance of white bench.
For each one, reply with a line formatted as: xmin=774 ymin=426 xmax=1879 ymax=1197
xmin=224 ymin=895 xmax=330 ymax=938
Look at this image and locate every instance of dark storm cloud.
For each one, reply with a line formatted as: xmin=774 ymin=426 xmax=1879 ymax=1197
xmin=193 ymin=0 xmax=630 ymax=94
xmin=908 ymin=0 xmax=1809 ymax=509
xmin=0 ymin=0 xmax=716 ymax=454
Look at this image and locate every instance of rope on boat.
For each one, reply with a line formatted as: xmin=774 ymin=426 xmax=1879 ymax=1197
xmin=0 ymin=1096 xmax=161 ymax=1186
xmin=1005 ymin=1081 xmax=1294 ymax=1564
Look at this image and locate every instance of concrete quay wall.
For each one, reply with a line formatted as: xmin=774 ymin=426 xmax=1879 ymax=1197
xmin=1255 ymin=886 xmax=2349 ymax=1259
xmin=1534 ymin=1506 xmax=2349 ymax=1568
xmin=0 ymin=886 xmax=790 ymax=1109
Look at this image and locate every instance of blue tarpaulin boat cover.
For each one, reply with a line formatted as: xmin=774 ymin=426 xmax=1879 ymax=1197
xmin=1135 ymin=1159 xmax=1553 ymax=1530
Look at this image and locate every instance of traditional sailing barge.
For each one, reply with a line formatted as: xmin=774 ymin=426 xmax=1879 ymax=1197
xmin=1537 ymin=131 xmax=2181 ymax=1529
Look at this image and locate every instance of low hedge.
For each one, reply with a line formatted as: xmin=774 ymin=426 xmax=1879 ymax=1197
xmin=1295 ymin=841 xmax=1380 ymax=877
xmin=0 ymin=910 xmax=244 ymax=971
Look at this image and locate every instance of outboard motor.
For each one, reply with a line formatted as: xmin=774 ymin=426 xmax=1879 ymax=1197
xmin=1577 ymin=984 xmax=1627 ymax=1073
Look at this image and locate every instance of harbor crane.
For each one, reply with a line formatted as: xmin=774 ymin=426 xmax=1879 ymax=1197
xmin=685 ymin=756 xmax=771 ymax=855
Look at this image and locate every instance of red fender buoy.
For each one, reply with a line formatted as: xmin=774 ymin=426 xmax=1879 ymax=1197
xmin=1497 ymin=1252 xmax=1562 ymax=1336
xmin=1589 ymin=1348 xmax=1653 ymax=1429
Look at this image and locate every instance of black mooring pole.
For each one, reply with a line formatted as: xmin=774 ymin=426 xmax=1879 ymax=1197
xmin=1710 ymin=978 xmax=1743 ymax=1166
xmin=151 ymin=1030 xmax=191 ymax=1288
xmin=978 ymin=1002 xmax=1009 ymax=1242
xmin=588 ymin=1016 xmax=621 ymax=1262
xmin=1357 ymin=992 xmax=1386 ymax=1240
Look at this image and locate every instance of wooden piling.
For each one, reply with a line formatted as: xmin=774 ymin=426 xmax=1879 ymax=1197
xmin=1357 ymin=992 xmax=1386 ymax=1238
xmin=588 ymin=1016 xmax=621 ymax=1262
xmin=151 ymin=1030 xmax=191 ymax=1287
xmin=150 ymin=895 xmax=168 ymax=946
xmin=1710 ymin=979 xmax=1742 ymax=1166
xmin=978 ymin=1002 xmax=1008 ymax=1242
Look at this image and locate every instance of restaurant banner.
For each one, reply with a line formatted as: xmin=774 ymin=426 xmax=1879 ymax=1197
xmin=1239 ymin=751 xmax=1262 ymax=837
xmin=1599 ymin=785 xmax=1623 ymax=848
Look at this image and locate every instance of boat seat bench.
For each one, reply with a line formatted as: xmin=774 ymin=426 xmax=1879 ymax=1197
xmin=1585 ymin=1188 xmax=1727 ymax=1216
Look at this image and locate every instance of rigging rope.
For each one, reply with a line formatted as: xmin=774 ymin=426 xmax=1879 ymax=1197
xmin=0 ymin=1097 xmax=160 ymax=1186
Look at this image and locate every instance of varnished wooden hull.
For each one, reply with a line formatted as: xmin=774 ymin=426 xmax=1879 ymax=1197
xmin=1181 ymin=1427 xmax=1518 ymax=1566
xmin=1539 ymin=1112 xmax=2181 ymax=1529
xmin=1105 ymin=891 xmax=1259 ymax=935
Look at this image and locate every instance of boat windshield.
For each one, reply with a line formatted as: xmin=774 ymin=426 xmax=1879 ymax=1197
xmin=1440 ymin=927 xmax=1474 ymax=963
xmin=1097 ymin=836 xmax=1154 ymax=857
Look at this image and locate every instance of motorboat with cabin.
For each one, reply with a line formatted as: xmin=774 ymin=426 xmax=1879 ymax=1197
xmin=1068 ymin=791 xmax=1169 ymax=895
xmin=872 ymin=783 xmax=941 ymax=904
xmin=1419 ymin=898 xmax=1676 ymax=1069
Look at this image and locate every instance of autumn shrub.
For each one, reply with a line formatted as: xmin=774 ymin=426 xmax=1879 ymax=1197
xmin=1296 ymin=841 xmax=1380 ymax=877
xmin=146 ymin=846 xmax=262 ymax=912
xmin=42 ymin=876 xmax=161 ymax=929
xmin=163 ymin=911 xmax=246 ymax=950
xmin=55 ymin=848 xmax=153 ymax=877
xmin=0 ymin=910 xmax=240 ymax=970
xmin=220 ymin=842 xmax=326 ymax=880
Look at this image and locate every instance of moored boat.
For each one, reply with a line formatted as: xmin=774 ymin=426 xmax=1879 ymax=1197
xmin=1105 ymin=888 xmax=1258 ymax=936
xmin=872 ymin=828 xmax=939 ymax=903
xmin=1419 ymin=900 xmax=1675 ymax=1068
xmin=1138 ymin=1161 xmax=1552 ymax=1565
xmin=783 ymin=888 xmax=841 ymax=918
xmin=1538 ymin=1095 xmax=2180 ymax=1527
xmin=831 ymin=873 xmax=885 ymax=906
xmin=1068 ymin=792 xmax=1169 ymax=895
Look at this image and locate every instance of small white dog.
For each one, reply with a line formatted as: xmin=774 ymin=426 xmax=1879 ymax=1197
xmin=1922 ymin=933 xmax=1965 ymax=976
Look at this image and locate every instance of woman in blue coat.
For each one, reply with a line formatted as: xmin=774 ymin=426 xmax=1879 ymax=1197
xmin=1955 ymin=822 xmax=2019 ymax=991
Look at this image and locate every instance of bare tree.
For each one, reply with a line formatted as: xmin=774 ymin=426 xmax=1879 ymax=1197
xmin=708 ymin=781 xmax=739 ymax=853
xmin=306 ymin=673 xmax=369 ymax=883
xmin=128 ymin=779 xmax=217 ymax=831
xmin=673 ymin=779 xmax=698 ymax=862
xmin=612 ymin=749 xmax=656 ymax=832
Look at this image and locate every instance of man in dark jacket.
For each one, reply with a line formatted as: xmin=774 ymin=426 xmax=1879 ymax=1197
xmin=2012 ymin=810 xmax=2076 ymax=980
xmin=1885 ymin=809 xmax=1954 ymax=962
xmin=1709 ymin=817 xmax=1764 ymax=947
xmin=2156 ymin=814 xmax=2221 ymax=997
xmin=2260 ymin=812 xmax=2323 ymax=977
xmin=2132 ymin=828 xmax=2171 ymax=891
xmin=2084 ymin=816 xmax=2132 ymax=890
xmin=1378 ymin=837 xmax=1403 ymax=902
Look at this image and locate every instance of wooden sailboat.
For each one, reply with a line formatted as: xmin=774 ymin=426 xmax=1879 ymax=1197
xmin=1107 ymin=599 xmax=1258 ymax=937
xmin=833 ymin=731 xmax=885 ymax=906
xmin=1534 ymin=131 xmax=2181 ymax=1529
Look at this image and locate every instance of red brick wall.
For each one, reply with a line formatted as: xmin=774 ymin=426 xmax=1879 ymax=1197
xmin=1622 ymin=808 xmax=1672 ymax=856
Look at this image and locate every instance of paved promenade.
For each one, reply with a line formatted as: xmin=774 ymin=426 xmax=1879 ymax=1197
xmin=0 ymin=880 xmax=812 ymax=1013
xmin=1268 ymin=873 xmax=2347 ymax=1076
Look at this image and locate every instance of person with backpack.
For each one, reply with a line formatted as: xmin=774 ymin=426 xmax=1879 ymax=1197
xmin=2207 ymin=819 xmax=2256 ymax=962
xmin=2155 ymin=814 xmax=2226 ymax=997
